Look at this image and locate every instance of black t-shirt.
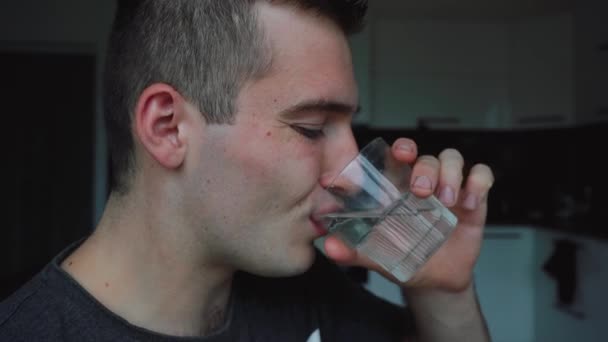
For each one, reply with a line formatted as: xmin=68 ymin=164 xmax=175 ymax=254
xmin=0 ymin=241 xmax=415 ymax=341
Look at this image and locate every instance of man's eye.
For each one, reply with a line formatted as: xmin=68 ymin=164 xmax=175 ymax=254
xmin=291 ymin=125 xmax=325 ymax=140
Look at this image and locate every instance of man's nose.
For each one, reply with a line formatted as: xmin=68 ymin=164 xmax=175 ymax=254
xmin=319 ymin=130 xmax=360 ymax=190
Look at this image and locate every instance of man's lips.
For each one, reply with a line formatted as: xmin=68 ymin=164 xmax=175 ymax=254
xmin=310 ymin=217 xmax=329 ymax=236
xmin=310 ymin=203 xmax=342 ymax=236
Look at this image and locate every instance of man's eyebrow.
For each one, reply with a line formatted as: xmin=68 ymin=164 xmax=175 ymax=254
xmin=279 ymin=100 xmax=361 ymax=118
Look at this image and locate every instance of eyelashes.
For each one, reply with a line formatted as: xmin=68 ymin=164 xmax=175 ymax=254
xmin=291 ymin=125 xmax=325 ymax=140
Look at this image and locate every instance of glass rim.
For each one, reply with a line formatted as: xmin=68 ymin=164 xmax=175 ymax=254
xmin=326 ymin=137 xmax=391 ymax=190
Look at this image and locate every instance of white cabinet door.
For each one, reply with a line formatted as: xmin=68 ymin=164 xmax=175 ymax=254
xmin=597 ymin=49 xmax=608 ymax=120
xmin=349 ymin=25 xmax=373 ymax=126
xmin=373 ymin=73 xmax=510 ymax=129
xmin=474 ymin=227 xmax=537 ymax=342
xmin=370 ymin=18 xmax=511 ymax=129
xmin=373 ymin=20 xmax=508 ymax=76
xmin=533 ymin=230 xmax=608 ymax=342
xmin=575 ymin=0 xmax=608 ymax=124
xmin=508 ymin=14 xmax=575 ymax=128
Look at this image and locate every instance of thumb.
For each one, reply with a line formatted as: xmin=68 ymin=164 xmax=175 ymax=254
xmin=323 ymin=235 xmax=358 ymax=265
xmin=323 ymin=235 xmax=400 ymax=282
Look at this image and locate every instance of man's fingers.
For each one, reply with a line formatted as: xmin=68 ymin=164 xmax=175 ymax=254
xmin=323 ymin=236 xmax=358 ymax=265
xmin=460 ymin=163 xmax=494 ymax=211
xmin=323 ymin=236 xmax=379 ymax=270
xmin=409 ymin=155 xmax=440 ymax=197
xmin=437 ymin=148 xmax=464 ymax=207
xmin=391 ymin=138 xmax=418 ymax=163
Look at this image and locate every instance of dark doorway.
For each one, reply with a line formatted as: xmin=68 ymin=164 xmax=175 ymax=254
xmin=1 ymin=49 xmax=96 ymax=301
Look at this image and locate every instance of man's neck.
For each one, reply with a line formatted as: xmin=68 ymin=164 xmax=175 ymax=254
xmin=61 ymin=192 xmax=234 ymax=337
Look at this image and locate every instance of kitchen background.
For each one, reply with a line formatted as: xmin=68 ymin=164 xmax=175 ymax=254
xmin=0 ymin=0 xmax=606 ymax=341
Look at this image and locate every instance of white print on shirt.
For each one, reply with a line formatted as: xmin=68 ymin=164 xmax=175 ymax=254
xmin=306 ymin=329 xmax=321 ymax=342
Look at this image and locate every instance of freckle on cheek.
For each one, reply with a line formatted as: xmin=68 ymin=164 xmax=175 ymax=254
xmin=266 ymin=131 xmax=272 ymax=137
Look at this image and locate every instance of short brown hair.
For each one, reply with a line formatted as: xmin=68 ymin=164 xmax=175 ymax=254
xmin=103 ymin=0 xmax=368 ymax=193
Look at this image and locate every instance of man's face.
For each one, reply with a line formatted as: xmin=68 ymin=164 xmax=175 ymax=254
xmin=184 ymin=3 xmax=359 ymax=276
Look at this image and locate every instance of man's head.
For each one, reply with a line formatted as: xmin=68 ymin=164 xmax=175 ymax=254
xmin=103 ymin=0 xmax=367 ymax=194
xmin=102 ymin=0 xmax=367 ymax=276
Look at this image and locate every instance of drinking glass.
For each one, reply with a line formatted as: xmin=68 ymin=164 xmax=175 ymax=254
xmin=321 ymin=137 xmax=458 ymax=282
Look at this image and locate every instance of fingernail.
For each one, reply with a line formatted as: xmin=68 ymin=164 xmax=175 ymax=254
xmin=412 ymin=176 xmax=432 ymax=190
xmin=463 ymin=193 xmax=478 ymax=210
xmin=398 ymin=144 xmax=413 ymax=152
xmin=439 ymin=186 xmax=455 ymax=206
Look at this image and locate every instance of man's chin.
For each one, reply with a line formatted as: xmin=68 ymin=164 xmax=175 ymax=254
xmin=287 ymin=249 xmax=318 ymax=275
xmin=250 ymin=247 xmax=317 ymax=278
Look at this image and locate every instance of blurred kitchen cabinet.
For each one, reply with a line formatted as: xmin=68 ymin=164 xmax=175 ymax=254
xmin=349 ymin=24 xmax=372 ymax=126
xmin=369 ymin=17 xmax=511 ymax=130
xmin=474 ymin=226 xmax=536 ymax=342
xmin=508 ymin=14 xmax=575 ymax=129
xmin=477 ymin=226 xmax=607 ymax=342
xmin=358 ymin=224 xmax=606 ymax=342
xmin=373 ymin=72 xmax=511 ymax=129
xmin=574 ymin=0 xmax=608 ymax=125
xmin=349 ymin=11 xmax=582 ymax=130
xmin=533 ymin=229 xmax=607 ymax=342
xmin=597 ymin=46 xmax=608 ymax=116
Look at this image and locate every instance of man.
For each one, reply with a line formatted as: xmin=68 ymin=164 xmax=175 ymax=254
xmin=0 ymin=1 xmax=495 ymax=341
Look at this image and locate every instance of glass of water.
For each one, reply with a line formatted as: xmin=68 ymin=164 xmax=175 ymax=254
xmin=321 ymin=137 xmax=458 ymax=283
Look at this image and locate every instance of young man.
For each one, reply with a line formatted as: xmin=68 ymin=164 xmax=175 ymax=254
xmin=0 ymin=1 xmax=494 ymax=341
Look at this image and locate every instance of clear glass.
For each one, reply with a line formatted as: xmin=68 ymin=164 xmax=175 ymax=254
xmin=321 ymin=137 xmax=458 ymax=282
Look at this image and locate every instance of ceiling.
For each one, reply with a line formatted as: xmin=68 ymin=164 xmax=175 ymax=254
xmin=368 ymin=0 xmax=573 ymax=19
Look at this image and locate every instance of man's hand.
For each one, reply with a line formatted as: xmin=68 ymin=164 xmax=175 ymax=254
xmin=323 ymin=137 xmax=495 ymax=292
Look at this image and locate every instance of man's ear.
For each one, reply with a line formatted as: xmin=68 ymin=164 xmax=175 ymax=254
xmin=133 ymin=83 xmax=189 ymax=170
